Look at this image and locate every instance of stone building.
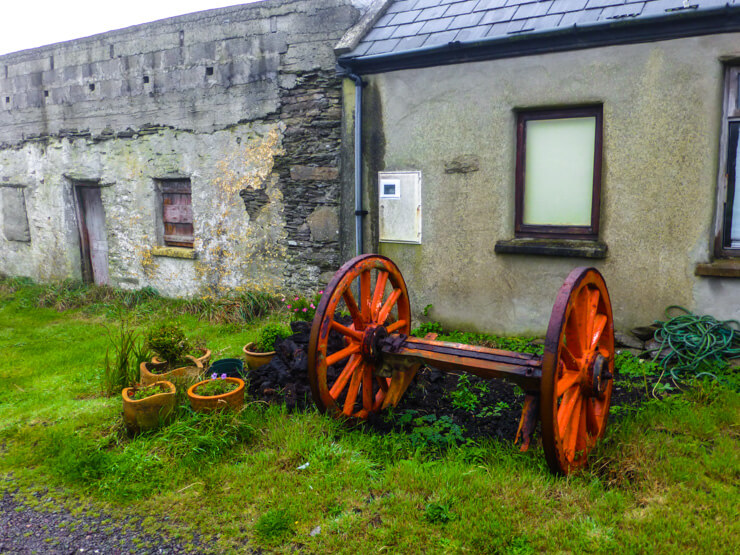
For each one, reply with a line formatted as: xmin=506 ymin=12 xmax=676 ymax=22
xmin=337 ymin=0 xmax=740 ymax=333
xmin=0 ymin=0 xmax=369 ymax=296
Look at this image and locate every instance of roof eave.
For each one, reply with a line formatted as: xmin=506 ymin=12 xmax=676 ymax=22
xmin=338 ymin=7 xmax=740 ymax=75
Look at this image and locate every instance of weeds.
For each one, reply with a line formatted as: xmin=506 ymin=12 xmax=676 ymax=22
xmin=450 ymin=375 xmax=480 ymax=412
xmin=424 ymin=500 xmax=456 ymax=524
xmin=394 ymin=411 xmax=466 ymax=450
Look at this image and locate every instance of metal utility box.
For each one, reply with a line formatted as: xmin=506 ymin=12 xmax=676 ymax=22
xmin=378 ymin=171 xmax=421 ymax=244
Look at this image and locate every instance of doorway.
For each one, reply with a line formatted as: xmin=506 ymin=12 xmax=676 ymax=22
xmin=73 ymin=184 xmax=109 ymax=285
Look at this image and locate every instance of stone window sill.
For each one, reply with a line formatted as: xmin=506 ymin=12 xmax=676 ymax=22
xmin=694 ymin=260 xmax=740 ymax=278
xmin=151 ymin=246 xmax=197 ymax=260
xmin=494 ymin=238 xmax=607 ymax=259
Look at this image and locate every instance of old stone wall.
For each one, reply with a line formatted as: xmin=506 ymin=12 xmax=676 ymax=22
xmin=0 ymin=0 xmax=363 ymax=296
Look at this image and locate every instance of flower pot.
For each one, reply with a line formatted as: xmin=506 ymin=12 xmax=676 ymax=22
xmin=243 ymin=342 xmax=275 ymax=370
xmin=140 ymin=358 xmax=203 ymax=386
xmin=209 ymin=358 xmax=245 ymax=379
xmin=190 ymin=348 xmax=212 ymax=370
xmin=122 ymin=380 xmax=176 ymax=434
xmin=187 ymin=377 xmax=245 ymax=412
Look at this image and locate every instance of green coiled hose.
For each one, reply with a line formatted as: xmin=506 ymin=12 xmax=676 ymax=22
xmin=651 ymin=306 xmax=740 ymax=380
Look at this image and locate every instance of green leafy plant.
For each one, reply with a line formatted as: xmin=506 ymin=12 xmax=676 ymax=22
xmin=144 ymin=322 xmax=191 ymax=367
xmin=412 ymin=321 xmax=443 ymax=337
xmin=284 ymin=290 xmax=323 ymax=321
xmin=254 ymin=508 xmax=295 ymax=545
xmin=477 ymin=401 xmax=510 ymax=419
xmin=253 ymin=323 xmax=291 ymax=353
xmin=450 ymin=375 xmax=480 ymax=412
xmin=424 ymin=501 xmax=456 ymax=524
xmin=195 ymin=374 xmax=239 ymax=396
xmin=406 ymin=414 xmax=465 ymax=450
xmin=129 ymin=383 xmax=167 ymax=401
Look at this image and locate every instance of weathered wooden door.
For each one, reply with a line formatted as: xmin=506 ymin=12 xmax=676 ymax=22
xmin=74 ymin=186 xmax=109 ymax=285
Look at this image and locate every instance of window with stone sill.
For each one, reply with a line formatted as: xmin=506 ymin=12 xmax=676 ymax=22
xmin=156 ymin=179 xmax=194 ymax=249
xmin=715 ymin=65 xmax=740 ymax=259
xmin=514 ymin=106 xmax=603 ymax=240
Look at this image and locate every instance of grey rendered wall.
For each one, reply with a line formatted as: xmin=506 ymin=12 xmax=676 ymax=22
xmin=0 ymin=0 xmax=364 ymax=295
xmin=345 ymin=34 xmax=740 ymax=333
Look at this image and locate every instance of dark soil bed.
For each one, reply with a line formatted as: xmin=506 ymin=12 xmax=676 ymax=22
xmin=247 ymin=321 xmax=666 ymax=445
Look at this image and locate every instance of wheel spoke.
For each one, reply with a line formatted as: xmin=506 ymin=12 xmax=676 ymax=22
xmin=362 ymin=363 xmax=373 ymax=411
xmin=556 ymin=370 xmax=581 ymax=398
xmin=557 ymin=388 xmax=580 ymax=438
xmin=376 ymin=375 xmax=389 ymax=392
xmin=586 ymin=288 xmax=600 ymax=347
xmin=342 ymin=289 xmax=364 ymax=330
xmin=329 ymin=355 xmax=360 ymax=399
xmin=565 ymin=316 xmax=584 ymax=358
xmin=385 ymin=319 xmax=407 ymax=333
xmin=371 ymin=271 xmax=389 ymax=320
xmin=378 ymin=288 xmax=402 ymax=324
xmin=561 ymin=345 xmax=580 ymax=371
xmin=563 ymin=395 xmax=583 ymax=463
xmin=575 ymin=400 xmax=588 ymax=454
xmin=342 ymin=362 xmax=364 ymax=416
xmin=331 ymin=320 xmax=364 ymax=342
xmin=590 ymin=313 xmax=607 ymax=351
xmin=360 ymin=270 xmax=371 ymax=322
xmin=585 ymin=398 xmax=602 ymax=438
xmin=326 ymin=343 xmax=360 ymax=367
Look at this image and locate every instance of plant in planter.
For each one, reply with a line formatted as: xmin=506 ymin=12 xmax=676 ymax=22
xmin=122 ymin=380 xmax=176 ymax=434
xmin=187 ymin=373 xmax=245 ymax=412
xmin=243 ymin=323 xmax=291 ymax=369
xmin=141 ymin=323 xmax=205 ymax=385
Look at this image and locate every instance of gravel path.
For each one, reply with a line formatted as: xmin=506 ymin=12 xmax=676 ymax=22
xmin=0 ymin=479 xmax=214 ymax=555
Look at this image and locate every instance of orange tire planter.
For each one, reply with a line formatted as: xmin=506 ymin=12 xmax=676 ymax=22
xmin=187 ymin=377 xmax=245 ymax=412
xmin=140 ymin=358 xmax=203 ymax=386
xmin=189 ymin=348 xmax=212 ymax=370
xmin=243 ymin=343 xmax=275 ymax=370
xmin=122 ymin=380 xmax=176 ymax=434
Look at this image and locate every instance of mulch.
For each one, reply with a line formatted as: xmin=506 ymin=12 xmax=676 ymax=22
xmin=246 ymin=320 xmax=663 ymax=445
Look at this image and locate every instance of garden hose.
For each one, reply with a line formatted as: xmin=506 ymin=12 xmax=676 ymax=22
xmin=650 ymin=306 xmax=740 ymax=385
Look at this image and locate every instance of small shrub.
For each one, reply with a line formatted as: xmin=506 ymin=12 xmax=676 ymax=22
xmin=254 ymin=323 xmax=291 ymax=353
xmin=254 ymin=508 xmax=295 ymax=545
xmin=144 ymin=322 xmax=191 ymax=366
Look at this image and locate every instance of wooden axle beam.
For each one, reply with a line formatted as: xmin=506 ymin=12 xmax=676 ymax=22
xmin=378 ymin=335 xmax=543 ymax=391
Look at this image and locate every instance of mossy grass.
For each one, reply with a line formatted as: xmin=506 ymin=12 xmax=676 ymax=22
xmin=1 ymin=278 xmax=738 ymax=553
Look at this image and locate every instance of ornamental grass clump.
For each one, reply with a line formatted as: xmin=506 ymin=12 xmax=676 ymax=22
xmin=196 ymin=373 xmax=239 ymax=396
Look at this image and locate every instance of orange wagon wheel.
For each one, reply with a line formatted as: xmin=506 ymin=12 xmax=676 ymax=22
xmin=308 ymin=254 xmax=412 ymax=418
xmin=541 ymin=267 xmax=615 ymax=475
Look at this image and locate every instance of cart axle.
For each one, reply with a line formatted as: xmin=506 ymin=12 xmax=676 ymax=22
xmin=308 ymin=254 xmax=615 ymax=475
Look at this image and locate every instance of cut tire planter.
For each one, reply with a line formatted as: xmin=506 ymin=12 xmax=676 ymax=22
xmin=122 ymin=380 xmax=176 ymax=434
xmin=187 ymin=377 xmax=245 ymax=412
xmin=243 ymin=343 xmax=275 ymax=370
xmin=209 ymin=358 xmax=245 ymax=378
xmin=141 ymin=358 xmax=203 ymax=386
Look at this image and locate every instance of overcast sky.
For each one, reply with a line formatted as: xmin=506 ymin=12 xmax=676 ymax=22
xmin=0 ymin=1 xmax=264 ymax=56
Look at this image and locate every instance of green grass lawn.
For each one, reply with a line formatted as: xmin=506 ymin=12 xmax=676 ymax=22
xmin=0 ymin=282 xmax=738 ymax=553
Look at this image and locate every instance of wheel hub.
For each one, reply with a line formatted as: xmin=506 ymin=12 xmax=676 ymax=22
xmin=360 ymin=324 xmax=387 ymax=362
xmin=586 ymin=353 xmax=611 ymax=398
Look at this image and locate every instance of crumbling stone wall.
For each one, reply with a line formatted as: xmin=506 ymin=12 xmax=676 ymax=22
xmin=0 ymin=0 xmax=363 ymax=296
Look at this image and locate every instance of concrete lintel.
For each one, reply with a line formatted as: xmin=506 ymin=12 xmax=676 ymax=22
xmin=495 ymin=238 xmax=608 ymax=259
xmin=63 ymin=174 xmax=114 ymax=186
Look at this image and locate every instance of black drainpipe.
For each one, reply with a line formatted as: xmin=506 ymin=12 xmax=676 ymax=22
xmin=346 ymin=71 xmax=365 ymax=257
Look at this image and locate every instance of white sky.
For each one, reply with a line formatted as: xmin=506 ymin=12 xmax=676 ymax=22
xmin=0 ymin=1 xmax=264 ymax=56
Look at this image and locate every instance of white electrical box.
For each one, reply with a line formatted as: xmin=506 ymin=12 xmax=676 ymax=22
xmin=378 ymin=171 xmax=421 ymax=244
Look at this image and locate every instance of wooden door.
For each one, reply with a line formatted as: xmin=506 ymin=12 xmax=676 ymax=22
xmin=74 ymin=186 xmax=109 ymax=285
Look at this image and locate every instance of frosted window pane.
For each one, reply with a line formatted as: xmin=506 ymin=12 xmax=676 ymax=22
xmin=731 ymin=134 xmax=740 ymax=247
xmin=523 ymin=117 xmax=596 ymax=226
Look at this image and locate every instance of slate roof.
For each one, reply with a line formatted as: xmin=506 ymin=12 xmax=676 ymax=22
xmin=343 ymin=0 xmax=740 ymax=61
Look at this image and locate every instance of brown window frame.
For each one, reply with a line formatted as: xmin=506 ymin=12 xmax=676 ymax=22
xmin=158 ymin=179 xmax=194 ymax=249
xmin=515 ymin=106 xmax=603 ymax=240
xmin=714 ymin=65 xmax=740 ymax=259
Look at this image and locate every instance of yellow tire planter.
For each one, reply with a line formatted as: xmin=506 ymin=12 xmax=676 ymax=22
xmin=122 ymin=380 xmax=176 ymax=434
xmin=187 ymin=377 xmax=245 ymax=412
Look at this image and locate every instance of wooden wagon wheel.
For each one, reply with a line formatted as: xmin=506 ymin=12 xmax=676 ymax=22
xmin=540 ymin=267 xmax=615 ymax=475
xmin=308 ymin=254 xmax=412 ymax=418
